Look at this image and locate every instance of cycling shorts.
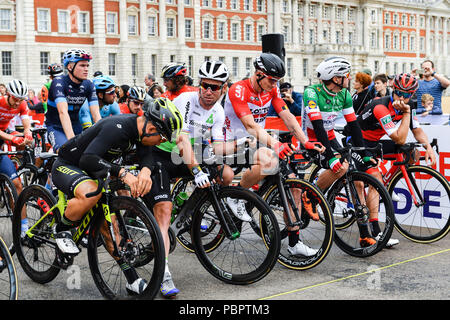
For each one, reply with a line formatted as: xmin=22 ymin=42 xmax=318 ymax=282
xmin=51 ymin=158 xmax=94 ymax=198
xmin=47 ymin=123 xmax=82 ymax=152
xmin=0 ymin=154 xmax=18 ymax=180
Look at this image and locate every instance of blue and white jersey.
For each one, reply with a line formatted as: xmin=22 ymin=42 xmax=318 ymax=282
xmin=79 ymin=100 xmax=121 ymax=129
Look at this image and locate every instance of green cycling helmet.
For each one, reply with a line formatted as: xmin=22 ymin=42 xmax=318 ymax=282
xmin=144 ymin=97 xmax=183 ymax=142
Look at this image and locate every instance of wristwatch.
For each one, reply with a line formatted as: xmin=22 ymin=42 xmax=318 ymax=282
xmin=190 ymin=165 xmax=201 ymax=176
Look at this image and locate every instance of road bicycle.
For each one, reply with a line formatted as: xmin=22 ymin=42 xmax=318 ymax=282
xmin=299 ymin=143 xmax=395 ymax=258
xmin=0 ymin=235 xmax=18 ymax=300
xmin=151 ymin=158 xmax=281 ymax=285
xmin=0 ymin=173 xmax=18 ymax=254
xmin=380 ymin=139 xmax=450 ymax=243
xmin=12 ymin=166 xmax=165 ymax=300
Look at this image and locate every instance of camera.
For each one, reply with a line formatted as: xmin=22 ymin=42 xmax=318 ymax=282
xmin=281 ymin=93 xmax=286 ymax=98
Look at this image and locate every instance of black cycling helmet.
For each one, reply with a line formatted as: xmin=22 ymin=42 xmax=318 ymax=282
xmin=253 ymin=53 xmax=286 ymax=79
xmin=144 ymin=97 xmax=183 ymax=142
xmin=393 ymin=73 xmax=419 ymax=93
xmin=48 ymin=63 xmax=63 ymax=76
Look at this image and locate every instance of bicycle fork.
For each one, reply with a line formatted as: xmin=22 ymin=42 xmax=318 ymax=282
xmin=276 ymin=175 xmax=303 ymax=228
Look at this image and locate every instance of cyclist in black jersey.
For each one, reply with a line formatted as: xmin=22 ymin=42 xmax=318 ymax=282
xmin=51 ymin=101 xmax=183 ymax=294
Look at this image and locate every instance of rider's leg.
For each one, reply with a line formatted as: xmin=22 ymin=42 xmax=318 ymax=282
xmin=239 ymin=147 xmax=278 ymax=189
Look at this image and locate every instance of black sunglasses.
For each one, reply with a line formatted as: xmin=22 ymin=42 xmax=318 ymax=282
xmin=394 ymin=90 xmax=412 ymax=99
xmin=199 ymin=82 xmax=224 ymax=92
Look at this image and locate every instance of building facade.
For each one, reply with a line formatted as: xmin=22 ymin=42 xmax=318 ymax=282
xmin=0 ymin=0 xmax=449 ymax=92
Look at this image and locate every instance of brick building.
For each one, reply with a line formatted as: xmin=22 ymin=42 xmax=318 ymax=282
xmin=0 ymin=0 xmax=449 ymax=92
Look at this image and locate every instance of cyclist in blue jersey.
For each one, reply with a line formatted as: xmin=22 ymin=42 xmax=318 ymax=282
xmin=79 ymin=75 xmax=121 ymax=130
xmin=46 ymin=48 xmax=100 ymax=152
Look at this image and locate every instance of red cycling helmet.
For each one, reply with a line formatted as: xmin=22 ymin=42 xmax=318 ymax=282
xmin=393 ymin=73 xmax=419 ymax=93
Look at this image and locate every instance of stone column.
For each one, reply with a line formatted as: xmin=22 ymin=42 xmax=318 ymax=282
xmin=330 ymin=3 xmax=336 ymax=44
xmin=293 ymin=0 xmax=299 ymax=45
xmin=317 ymin=2 xmax=323 ymax=43
xmin=92 ymin=0 xmax=106 ymax=76
xmin=273 ymin=0 xmax=281 ymax=33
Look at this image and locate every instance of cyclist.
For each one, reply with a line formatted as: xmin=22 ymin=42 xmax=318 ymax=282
xmin=45 ymin=48 xmax=100 ymax=152
xmin=79 ymin=75 xmax=121 ymax=130
xmin=351 ymin=73 xmax=437 ymax=247
xmin=119 ymin=86 xmax=146 ymax=116
xmin=0 ymin=79 xmax=34 ymax=238
xmin=223 ymin=52 xmax=324 ymax=257
xmin=143 ymin=61 xmax=237 ymax=298
xmin=160 ymin=63 xmax=198 ymax=101
xmin=50 ymin=101 xmax=182 ymax=294
xmin=302 ymin=56 xmax=377 ymax=247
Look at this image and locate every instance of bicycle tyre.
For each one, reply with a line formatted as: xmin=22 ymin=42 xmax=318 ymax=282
xmin=0 ymin=173 xmax=18 ymax=250
xmin=191 ymin=186 xmax=280 ymax=285
xmin=170 ymin=178 xmax=224 ymax=253
xmin=260 ymin=178 xmax=334 ymax=270
xmin=88 ymin=196 xmax=165 ymax=300
xmin=12 ymin=184 xmax=61 ymax=283
xmin=388 ymin=165 xmax=450 ymax=243
xmin=0 ymin=236 xmax=18 ymax=300
xmin=328 ymin=171 xmax=395 ymax=257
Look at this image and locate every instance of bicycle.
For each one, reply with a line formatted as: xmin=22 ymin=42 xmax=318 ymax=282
xmin=299 ymin=143 xmax=395 ymax=258
xmin=150 ymin=159 xmax=281 ymax=285
xmin=12 ymin=165 xmax=166 ymax=300
xmin=380 ymin=139 xmax=450 ymax=243
xmin=0 ymin=235 xmax=18 ymax=300
xmin=0 ymin=172 xmax=18 ymax=253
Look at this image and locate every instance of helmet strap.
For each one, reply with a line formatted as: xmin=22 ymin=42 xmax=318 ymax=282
xmin=255 ymin=73 xmax=266 ymax=92
xmin=68 ymin=61 xmax=84 ymax=83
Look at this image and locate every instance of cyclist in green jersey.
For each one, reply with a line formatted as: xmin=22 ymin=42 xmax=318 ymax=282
xmin=303 ymin=57 xmax=377 ymax=247
xmin=39 ymin=63 xmax=64 ymax=114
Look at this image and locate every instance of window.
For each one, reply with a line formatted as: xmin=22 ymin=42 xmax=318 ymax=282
xmin=148 ymin=16 xmax=157 ymax=36
xmin=349 ymin=31 xmax=354 ymax=45
xmin=244 ymin=0 xmax=251 ymax=11
xmin=323 ymin=6 xmax=330 ymax=19
xmin=402 ymin=35 xmax=407 ymax=50
xmin=245 ymin=57 xmax=252 ymax=74
xmin=203 ymin=20 xmax=211 ymax=39
xmin=287 ymin=58 xmax=292 ymax=78
xmin=128 ymin=15 xmax=137 ymax=35
xmin=231 ymin=0 xmax=238 ymax=10
xmin=0 ymin=9 xmax=11 ymax=31
xmin=202 ymin=0 xmax=210 ymax=7
xmin=184 ymin=0 xmax=191 ymax=5
xmin=245 ymin=24 xmax=252 ymax=41
xmin=257 ymin=0 xmax=264 ymax=12
xmin=370 ymin=32 xmax=376 ymax=48
xmin=308 ymin=4 xmax=315 ymax=17
xmin=58 ymin=10 xmax=70 ymax=33
xmin=385 ymin=62 xmax=390 ymax=74
xmin=385 ymin=34 xmax=391 ymax=49
xmin=410 ymin=15 xmax=415 ymax=27
xmin=283 ymin=25 xmax=290 ymax=43
xmin=393 ymin=34 xmax=399 ymax=50
xmin=106 ymin=12 xmax=117 ymax=34
xmin=40 ymin=52 xmax=49 ymax=76
xmin=384 ymin=13 xmax=390 ymax=24
xmin=232 ymin=57 xmax=239 ymax=78
xmin=374 ymin=61 xmax=379 ymax=74
xmin=283 ymin=0 xmax=290 ymax=14
xmin=78 ymin=12 xmax=89 ymax=34
xmin=170 ymin=55 xmax=176 ymax=62
xmin=410 ymin=36 xmax=415 ymax=51
xmin=309 ymin=29 xmax=315 ymax=44
xmin=348 ymin=8 xmax=354 ymax=21
xmin=336 ymin=30 xmax=342 ymax=44
xmin=231 ymin=22 xmax=239 ymax=41
xmin=420 ymin=37 xmax=425 ymax=51
xmin=167 ymin=17 xmax=175 ymax=37
xmin=185 ymin=19 xmax=192 ymax=38
xmin=188 ymin=55 xmax=193 ymax=77
xmin=420 ymin=16 xmax=425 ymax=28
xmin=394 ymin=62 xmax=398 ymax=74
xmin=302 ymin=59 xmax=308 ymax=77
xmin=108 ymin=53 xmax=116 ymax=76
xmin=336 ymin=7 xmax=342 ymax=20
xmin=217 ymin=0 xmax=224 ymax=8
xmin=393 ymin=14 xmax=398 ymax=25
xmin=151 ymin=54 xmax=157 ymax=76
xmin=166 ymin=0 xmax=174 ymax=4
xmin=37 ymin=9 xmax=50 ymax=32
xmin=218 ymin=21 xmax=226 ymax=40
xmin=257 ymin=24 xmax=265 ymax=41
xmin=219 ymin=56 xmax=225 ymax=63
xmin=131 ymin=53 xmax=138 ymax=77
xmin=1 ymin=51 xmax=12 ymax=76
xmin=371 ymin=10 xmax=376 ymax=23
xmin=401 ymin=14 xmax=406 ymax=26
xmin=323 ymin=29 xmax=329 ymax=42
xmin=204 ymin=56 xmax=211 ymax=62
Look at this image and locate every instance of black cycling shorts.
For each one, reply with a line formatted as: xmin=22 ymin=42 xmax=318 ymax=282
xmin=51 ymin=158 xmax=94 ymax=199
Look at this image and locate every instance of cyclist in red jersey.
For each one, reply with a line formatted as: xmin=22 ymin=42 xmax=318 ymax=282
xmin=119 ymin=86 xmax=145 ymax=116
xmin=160 ymin=63 xmax=198 ymax=101
xmin=224 ymin=53 xmax=324 ymax=256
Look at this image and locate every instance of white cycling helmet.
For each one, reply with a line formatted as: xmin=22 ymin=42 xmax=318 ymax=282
xmin=7 ymin=79 xmax=28 ymax=100
xmin=198 ymin=61 xmax=229 ymax=82
xmin=316 ymin=56 xmax=351 ymax=81
xmin=127 ymin=86 xmax=147 ymax=102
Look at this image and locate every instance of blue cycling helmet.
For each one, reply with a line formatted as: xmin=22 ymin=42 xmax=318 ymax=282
xmin=63 ymin=48 xmax=92 ymax=67
xmin=93 ymin=75 xmax=115 ymax=91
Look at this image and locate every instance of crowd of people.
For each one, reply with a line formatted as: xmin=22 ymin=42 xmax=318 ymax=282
xmin=0 ymin=47 xmax=443 ymax=300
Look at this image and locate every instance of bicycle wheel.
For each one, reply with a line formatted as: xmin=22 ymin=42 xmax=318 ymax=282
xmin=261 ymin=178 xmax=334 ymax=270
xmin=12 ymin=184 xmax=61 ymax=283
xmin=0 ymin=236 xmax=18 ymax=300
xmin=191 ymin=186 xmax=280 ymax=285
xmin=0 ymin=173 xmax=18 ymax=250
xmin=170 ymin=178 xmax=224 ymax=253
xmin=88 ymin=196 xmax=165 ymax=300
xmin=327 ymin=171 xmax=394 ymax=257
xmin=388 ymin=165 xmax=450 ymax=243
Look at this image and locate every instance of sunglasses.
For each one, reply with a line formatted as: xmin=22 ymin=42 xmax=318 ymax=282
xmin=199 ymin=82 xmax=224 ymax=92
xmin=394 ymin=90 xmax=412 ymax=99
xmin=143 ymin=131 xmax=167 ymax=141
xmin=131 ymin=99 xmax=144 ymax=106
xmin=105 ymin=89 xmax=116 ymax=95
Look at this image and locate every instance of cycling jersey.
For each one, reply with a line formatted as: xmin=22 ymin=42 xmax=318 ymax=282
xmin=357 ymin=96 xmax=420 ymax=141
xmin=46 ymin=75 xmax=98 ymax=129
xmin=161 ymin=85 xmax=198 ymax=101
xmin=79 ymin=100 xmax=121 ymax=129
xmin=157 ymin=91 xmax=225 ymax=153
xmin=223 ymin=79 xmax=287 ymax=140
xmin=0 ymin=96 xmax=29 ymax=131
xmin=302 ymin=83 xmax=356 ymax=141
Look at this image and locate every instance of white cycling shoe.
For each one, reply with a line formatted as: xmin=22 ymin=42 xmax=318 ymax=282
xmin=226 ymin=198 xmax=252 ymax=222
xmin=287 ymin=241 xmax=318 ymax=257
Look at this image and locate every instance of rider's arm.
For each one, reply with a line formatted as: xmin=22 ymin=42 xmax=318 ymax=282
xmin=176 ymin=133 xmax=201 ymax=170
xmin=240 ymin=114 xmax=279 ymax=148
xmin=411 ymin=126 xmax=436 ymax=166
xmin=374 ymin=103 xmax=410 ymax=145
xmin=56 ymin=100 xmax=75 ymax=140
xmin=278 ymin=109 xmax=309 ymax=145
xmin=87 ymin=81 xmax=101 ymax=123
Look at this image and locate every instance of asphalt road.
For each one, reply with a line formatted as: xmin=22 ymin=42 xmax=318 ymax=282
xmin=10 ymin=227 xmax=450 ymax=301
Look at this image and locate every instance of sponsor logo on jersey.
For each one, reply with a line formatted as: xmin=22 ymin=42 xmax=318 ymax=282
xmin=380 ymin=115 xmax=395 ymax=130
xmin=308 ymin=101 xmax=317 ymax=109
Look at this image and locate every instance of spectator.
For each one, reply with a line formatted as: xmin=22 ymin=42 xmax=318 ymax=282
xmin=28 ymin=89 xmax=40 ymax=105
xmin=0 ymin=84 xmax=6 ymax=96
xmin=144 ymin=73 xmax=156 ymax=95
xmin=352 ymin=72 xmax=374 ymax=115
xmin=415 ymin=60 xmax=450 ymax=115
xmin=151 ymin=85 xmax=164 ymax=99
xmin=118 ymin=84 xmax=130 ymax=104
xmin=268 ymin=82 xmax=302 ymax=117
xmin=373 ymin=73 xmax=392 ymax=98
xmin=420 ymin=93 xmax=434 ymax=117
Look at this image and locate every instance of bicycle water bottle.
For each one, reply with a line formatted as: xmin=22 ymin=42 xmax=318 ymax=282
xmin=171 ymin=192 xmax=189 ymax=218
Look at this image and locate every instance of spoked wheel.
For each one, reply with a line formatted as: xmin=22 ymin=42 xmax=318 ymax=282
xmin=88 ymin=196 xmax=165 ymax=300
xmin=0 ymin=173 xmax=18 ymax=251
xmin=0 ymin=236 xmax=18 ymax=300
